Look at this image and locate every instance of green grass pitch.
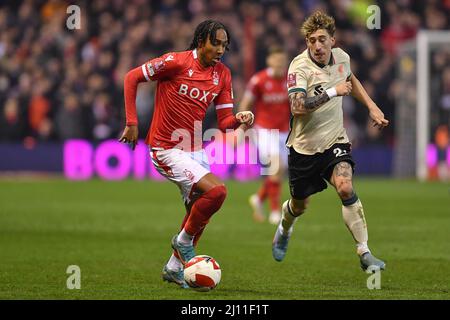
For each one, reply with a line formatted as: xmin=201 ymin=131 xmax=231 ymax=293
xmin=0 ymin=178 xmax=449 ymax=299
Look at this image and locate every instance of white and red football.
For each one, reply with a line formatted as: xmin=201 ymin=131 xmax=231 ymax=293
xmin=184 ymin=255 xmax=221 ymax=291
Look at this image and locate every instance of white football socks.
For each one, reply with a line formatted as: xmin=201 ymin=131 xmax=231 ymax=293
xmin=167 ymin=229 xmax=194 ymax=271
xmin=342 ymin=199 xmax=370 ymax=256
xmin=166 ymin=254 xmax=183 ymax=271
xmin=177 ymin=229 xmax=194 ymax=246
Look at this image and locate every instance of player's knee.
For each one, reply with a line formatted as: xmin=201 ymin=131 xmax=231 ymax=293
xmin=336 ymin=180 xmax=353 ymax=200
xmin=200 ymin=185 xmax=227 ymax=214
xmin=209 ymin=184 xmax=227 ymax=206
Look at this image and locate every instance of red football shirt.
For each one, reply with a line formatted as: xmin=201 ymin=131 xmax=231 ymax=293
xmin=245 ymin=68 xmax=290 ymax=132
xmin=126 ymin=49 xmax=235 ymax=151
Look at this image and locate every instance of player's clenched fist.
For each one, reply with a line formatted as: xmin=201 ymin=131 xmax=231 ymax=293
xmin=235 ymin=111 xmax=254 ymax=126
xmin=335 ymin=81 xmax=352 ymax=96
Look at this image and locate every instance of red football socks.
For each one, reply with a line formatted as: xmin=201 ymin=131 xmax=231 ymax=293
xmin=185 ymin=185 xmax=227 ymax=236
xmin=173 ymin=185 xmax=227 ymax=259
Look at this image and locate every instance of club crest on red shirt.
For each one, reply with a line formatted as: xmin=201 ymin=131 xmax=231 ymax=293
xmin=213 ymin=71 xmax=219 ymax=85
xmin=154 ymin=60 xmax=165 ymax=73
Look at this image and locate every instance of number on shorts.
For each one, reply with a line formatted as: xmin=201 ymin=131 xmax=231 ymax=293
xmin=333 ymin=147 xmax=347 ymax=157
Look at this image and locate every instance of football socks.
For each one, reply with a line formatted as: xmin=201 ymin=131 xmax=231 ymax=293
xmin=342 ymin=199 xmax=370 ymax=255
xmin=177 ymin=229 xmax=194 ymax=246
xmin=280 ymin=200 xmax=299 ymax=236
xmin=166 ymin=253 xmax=183 ymax=271
xmin=184 ymin=185 xmax=227 ymax=236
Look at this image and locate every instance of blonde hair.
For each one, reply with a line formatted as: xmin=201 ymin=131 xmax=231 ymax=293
xmin=301 ymin=11 xmax=336 ymax=38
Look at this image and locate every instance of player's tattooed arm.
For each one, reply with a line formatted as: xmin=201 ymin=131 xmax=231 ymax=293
xmin=289 ymin=91 xmax=330 ymax=115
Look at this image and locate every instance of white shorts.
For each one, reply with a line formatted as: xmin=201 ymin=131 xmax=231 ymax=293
xmin=150 ymin=148 xmax=210 ymax=204
xmin=253 ymin=127 xmax=289 ymax=168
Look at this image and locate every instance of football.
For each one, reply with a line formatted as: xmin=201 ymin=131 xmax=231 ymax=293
xmin=184 ymin=255 xmax=221 ymax=291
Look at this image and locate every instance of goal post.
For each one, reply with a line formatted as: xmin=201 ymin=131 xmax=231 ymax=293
xmin=395 ymin=31 xmax=450 ymax=180
xmin=417 ymin=31 xmax=450 ymax=181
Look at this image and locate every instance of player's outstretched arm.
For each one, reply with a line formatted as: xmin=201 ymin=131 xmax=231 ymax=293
xmin=350 ymin=75 xmax=389 ymax=129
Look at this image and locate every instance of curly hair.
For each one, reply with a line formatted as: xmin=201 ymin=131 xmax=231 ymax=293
xmin=301 ymin=11 xmax=336 ymax=38
xmin=188 ymin=20 xmax=230 ymax=51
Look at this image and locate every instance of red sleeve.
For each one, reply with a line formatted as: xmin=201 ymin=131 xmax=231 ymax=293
xmin=214 ymin=66 xmax=234 ymax=106
xmin=142 ymin=52 xmax=182 ymax=81
xmin=216 ymin=107 xmax=239 ymax=131
xmin=124 ymin=66 xmax=147 ymax=126
xmin=124 ymin=52 xmax=183 ymax=126
xmin=214 ymin=67 xmax=238 ymax=131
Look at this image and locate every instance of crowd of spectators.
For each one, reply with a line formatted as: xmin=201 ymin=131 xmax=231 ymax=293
xmin=0 ymin=0 xmax=449 ymax=147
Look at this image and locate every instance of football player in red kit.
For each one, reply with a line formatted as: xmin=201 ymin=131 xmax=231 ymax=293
xmin=119 ymin=20 xmax=254 ymax=288
xmin=239 ymin=47 xmax=290 ymax=225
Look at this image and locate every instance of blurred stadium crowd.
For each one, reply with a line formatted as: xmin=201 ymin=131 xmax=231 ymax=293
xmin=0 ymin=0 xmax=449 ymax=147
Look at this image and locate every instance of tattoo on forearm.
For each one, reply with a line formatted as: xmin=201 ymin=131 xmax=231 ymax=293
xmin=289 ymin=91 xmax=330 ymax=114
xmin=289 ymin=92 xmax=304 ymax=112
xmin=304 ymin=92 xmax=330 ymax=110
xmin=334 ymin=162 xmax=352 ymax=178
